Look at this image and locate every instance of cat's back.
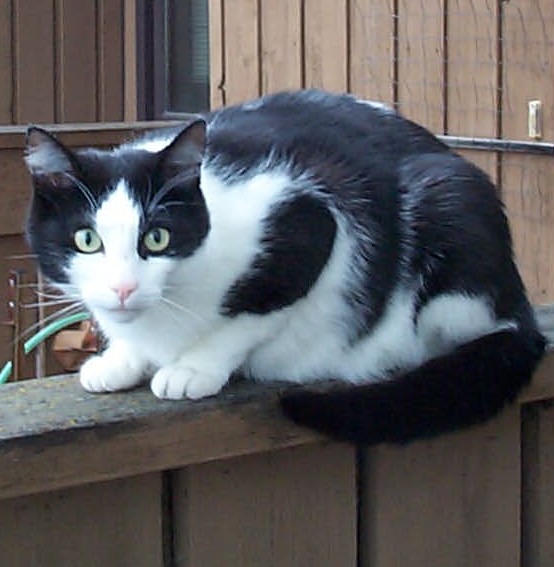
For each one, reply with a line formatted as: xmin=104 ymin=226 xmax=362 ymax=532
xmin=204 ymin=90 xmax=448 ymax=176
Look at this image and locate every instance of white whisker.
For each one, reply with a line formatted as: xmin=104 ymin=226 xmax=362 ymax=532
xmin=160 ymin=296 xmax=206 ymax=324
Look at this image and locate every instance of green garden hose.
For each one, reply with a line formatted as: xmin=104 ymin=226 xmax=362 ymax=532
xmin=0 ymin=312 xmax=90 ymax=384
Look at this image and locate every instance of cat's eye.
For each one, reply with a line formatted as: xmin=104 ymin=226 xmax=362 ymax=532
xmin=143 ymin=227 xmax=171 ymax=253
xmin=74 ymin=228 xmax=103 ymax=254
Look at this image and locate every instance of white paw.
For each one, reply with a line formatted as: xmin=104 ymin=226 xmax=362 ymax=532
xmin=80 ymin=353 xmax=145 ymax=393
xmin=151 ymin=362 xmax=228 ymax=400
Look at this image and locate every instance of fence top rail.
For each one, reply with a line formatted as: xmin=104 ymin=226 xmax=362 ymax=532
xmin=0 ymin=309 xmax=552 ymax=502
xmin=0 ymin=375 xmax=323 ymax=501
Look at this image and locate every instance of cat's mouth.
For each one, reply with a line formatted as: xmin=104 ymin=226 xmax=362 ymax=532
xmin=97 ymin=305 xmax=144 ymax=323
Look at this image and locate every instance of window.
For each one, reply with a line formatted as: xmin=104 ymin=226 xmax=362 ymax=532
xmin=138 ymin=0 xmax=210 ymax=119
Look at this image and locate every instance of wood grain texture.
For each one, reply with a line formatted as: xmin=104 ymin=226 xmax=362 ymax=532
xmin=502 ymin=0 xmax=554 ymax=142
xmin=260 ymin=0 xmax=302 ymax=94
xmin=222 ymin=0 xmax=260 ymax=104
xmin=174 ymin=444 xmax=357 ymax=566
xmin=0 ymin=375 xmax=323 ymax=501
xmin=397 ymin=0 xmax=445 ymax=132
xmin=502 ymin=155 xmax=554 ymax=303
xmin=447 ymin=0 xmax=499 ymax=138
xmin=55 ymin=0 xmax=98 ymax=122
xmin=97 ymin=0 xmax=124 ymax=121
xmin=303 ymin=0 xmax=348 ymax=92
xmin=12 ymin=0 xmax=56 ymax=123
xmin=0 ymin=0 xmax=13 ymax=123
xmin=0 ymin=474 xmax=163 ymax=566
xmin=349 ymin=0 xmax=395 ymax=105
xmin=521 ymin=402 xmax=554 ymax=567
xmin=361 ymin=406 xmax=522 ymax=566
xmin=208 ymin=0 xmax=225 ymax=108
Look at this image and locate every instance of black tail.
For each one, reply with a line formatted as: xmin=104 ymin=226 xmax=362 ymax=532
xmin=281 ymin=327 xmax=546 ymax=444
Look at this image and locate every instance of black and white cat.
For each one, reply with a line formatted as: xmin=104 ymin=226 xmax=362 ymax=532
xmin=24 ymin=90 xmax=545 ymax=444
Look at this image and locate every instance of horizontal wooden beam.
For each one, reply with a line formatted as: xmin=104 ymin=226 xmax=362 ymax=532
xmin=0 ymin=376 xmax=324 ymax=501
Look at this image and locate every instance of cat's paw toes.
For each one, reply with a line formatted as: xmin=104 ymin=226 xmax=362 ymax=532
xmin=151 ymin=363 xmax=227 ymax=400
xmin=79 ymin=355 xmax=144 ymax=393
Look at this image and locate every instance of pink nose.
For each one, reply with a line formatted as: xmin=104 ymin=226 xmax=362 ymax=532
xmin=111 ymin=283 xmax=137 ymax=305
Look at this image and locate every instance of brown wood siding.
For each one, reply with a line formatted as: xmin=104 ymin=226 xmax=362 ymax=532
xmin=0 ymin=0 xmax=127 ymax=125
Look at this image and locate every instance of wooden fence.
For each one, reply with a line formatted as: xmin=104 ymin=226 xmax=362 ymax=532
xmin=1 ymin=327 xmax=553 ymax=566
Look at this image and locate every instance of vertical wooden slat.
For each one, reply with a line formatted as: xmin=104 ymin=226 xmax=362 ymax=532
xmin=0 ymin=0 xmax=13 ymax=123
xmin=447 ymin=0 xmax=499 ymax=138
xmin=209 ymin=0 xmax=225 ymax=108
xmin=123 ymin=0 xmax=138 ymax=120
xmin=349 ymin=0 xmax=395 ymax=105
xmin=397 ymin=0 xmax=445 ymax=132
xmin=521 ymin=402 xmax=554 ymax=567
xmin=222 ymin=0 xmax=260 ymax=104
xmin=0 ymin=474 xmax=163 ymax=566
xmin=303 ymin=0 xmax=348 ymax=92
xmin=447 ymin=0 xmax=499 ymax=182
xmin=260 ymin=0 xmax=302 ymax=94
xmin=12 ymin=0 xmax=56 ymax=123
xmin=502 ymin=156 xmax=554 ymax=303
xmin=55 ymin=0 xmax=98 ymax=122
xmin=502 ymin=0 xmax=554 ymax=142
xmin=97 ymin=0 xmax=124 ymax=121
xmin=501 ymin=0 xmax=554 ymax=302
xmin=173 ymin=444 xmax=357 ymax=566
xmin=361 ymin=408 xmax=521 ymax=566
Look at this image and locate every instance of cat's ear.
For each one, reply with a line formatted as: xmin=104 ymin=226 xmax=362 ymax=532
xmin=157 ymin=119 xmax=206 ymax=172
xmin=25 ymin=127 xmax=78 ymax=184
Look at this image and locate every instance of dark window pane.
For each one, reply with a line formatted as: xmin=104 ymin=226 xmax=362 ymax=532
xmin=167 ymin=0 xmax=210 ymax=113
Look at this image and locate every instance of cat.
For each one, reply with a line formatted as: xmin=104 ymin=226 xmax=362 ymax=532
xmin=24 ymin=89 xmax=545 ymax=444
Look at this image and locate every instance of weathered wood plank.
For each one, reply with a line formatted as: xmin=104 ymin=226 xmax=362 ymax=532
xmin=97 ymin=0 xmax=125 ymax=121
xmin=361 ymin=406 xmax=522 ymax=566
xmin=174 ymin=444 xmax=357 ymax=566
xmin=208 ymin=0 xmax=225 ymax=108
xmin=349 ymin=0 xmax=396 ymax=105
xmin=502 ymin=155 xmax=554 ymax=303
xmin=0 ymin=473 xmax=163 ymax=566
xmin=12 ymin=0 xmax=56 ymax=123
xmin=0 ymin=0 xmax=13 ymax=123
xmin=521 ymin=401 xmax=554 ymax=566
xmin=303 ymin=0 xmax=348 ymax=92
xmin=0 ymin=375 xmax=323 ymax=501
xmin=447 ymin=0 xmax=499 ymax=138
xmin=502 ymin=0 xmax=554 ymax=142
xmin=260 ymin=0 xmax=303 ymax=94
xmin=55 ymin=0 xmax=98 ymax=122
xmin=222 ymin=0 xmax=260 ymax=104
xmin=397 ymin=0 xmax=445 ymax=132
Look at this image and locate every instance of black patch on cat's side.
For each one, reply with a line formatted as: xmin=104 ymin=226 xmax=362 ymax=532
xmin=281 ymin=327 xmax=546 ymax=444
xmin=222 ymin=194 xmax=337 ymax=316
xmin=397 ymin=152 xmax=527 ymax=323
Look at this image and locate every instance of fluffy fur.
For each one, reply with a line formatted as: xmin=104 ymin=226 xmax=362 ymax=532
xmin=24 ymin=90 xmax=545 ymax=444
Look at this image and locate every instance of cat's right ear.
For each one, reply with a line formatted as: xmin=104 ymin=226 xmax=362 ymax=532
xmin=158 ymin=119 xmax=206 ymax=172
xmin=25 ymin=127 xmax=78 ymax=184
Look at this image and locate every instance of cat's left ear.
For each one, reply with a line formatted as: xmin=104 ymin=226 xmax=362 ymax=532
xmin=158 ymin=119 xmax=206 ymax=172
xmin=25 ymin=127 xmax=78 ymax=180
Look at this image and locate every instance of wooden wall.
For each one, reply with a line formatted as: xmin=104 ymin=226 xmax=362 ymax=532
xmin=0 ymin=0 xmax=133 ymax=125
xmin=209 ymin=0 xmax=554 ymax=303
xmin=1 ymin=348 xmax=554 ymax=566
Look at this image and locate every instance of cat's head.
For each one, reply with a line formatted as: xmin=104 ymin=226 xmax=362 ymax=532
xmin=24 ymin=120 xmax=209 ymax=323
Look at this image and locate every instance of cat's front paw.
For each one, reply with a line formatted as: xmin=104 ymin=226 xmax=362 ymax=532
xmin=80 ymin=352 xmax=145 ymax=393
xmin=151 ymin=361 xmax=228 ymax=400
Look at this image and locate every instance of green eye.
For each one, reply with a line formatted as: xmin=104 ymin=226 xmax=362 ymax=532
xmin=74 ymin=228 xmax=102 ymax=253
xmin=143 ymin=227 xmax=171 ymax=253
